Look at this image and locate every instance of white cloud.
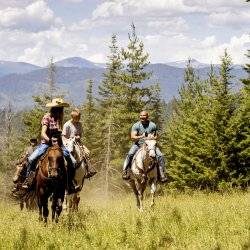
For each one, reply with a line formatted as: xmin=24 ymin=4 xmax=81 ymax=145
xmin=0 ymin=0 xmax=35 ymax=9
xmin=16 ymin=27 xmax=89 ymax=65
xmin=208 ymin=10 xmax=250 ymax=29
xmin=69 ymin=18 xmax=112 ymax=31
xmin=200 ymin=36 xmax=216 ymax=47
xmin=0 ymin=1 xmax=60 ymax=32
xmin=87 ymin=53 xmax=106 ymax=63
xmin=92 ymin=0 xmax=204 ymax=19
xmin=62 ymin=0 xmax=83 ymax=2
xmin=184 ymin=0 xmax=246 ymax=10
xmin=93 ymin=1 xmax=124 ymax=19
xmin=144 ymin=32 xmax=249 ymax=65
xmin=147 ymin=17 xmax=189 ymax=32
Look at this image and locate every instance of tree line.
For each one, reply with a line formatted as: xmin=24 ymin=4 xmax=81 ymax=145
xmin=0 ymin=24 xmax=249 ymax=193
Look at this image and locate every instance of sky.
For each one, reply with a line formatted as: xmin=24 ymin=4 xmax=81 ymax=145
xmin=0 ymin=0 xmax=249 ymax=66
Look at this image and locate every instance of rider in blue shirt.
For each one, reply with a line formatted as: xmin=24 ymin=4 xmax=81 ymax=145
xmin=122 ymin=111 xmax=167 ymax=182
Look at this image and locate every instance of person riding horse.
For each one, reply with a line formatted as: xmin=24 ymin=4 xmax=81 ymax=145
xmin=62 ymin=108 xmax=96 ymax=178
xmin=122 ymin=111 xmax=167 ymax=182
xmin=12 ymin=138 xmax=38 ymax=193
xmin=22 ymin=98 xmax=80 ymax=194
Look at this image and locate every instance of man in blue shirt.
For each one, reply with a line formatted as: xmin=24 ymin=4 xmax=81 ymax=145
xmin=122 ymin=111 xmax=167 ymax=182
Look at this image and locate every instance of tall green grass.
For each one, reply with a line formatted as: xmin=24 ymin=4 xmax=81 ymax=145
xmin=0 ymin=191 xmax=249 ymax=249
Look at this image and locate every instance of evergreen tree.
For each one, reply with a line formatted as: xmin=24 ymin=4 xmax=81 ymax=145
xmin=47 ymin=57 xmax=56 ymax=100
xmin=119 ymin=23 xmax=153 ymax=154
xmin=209 ymin=50 xmax=235 ymax=186
xmin=96 ymin=34 xmax=124 ymax=195
xmin=162 ymin=61 xmax=217 ymax=189
xmin=82 ymin=79 xmax=98 ymax=157
xmin=226 ymin=49 xmax=250 ymax=186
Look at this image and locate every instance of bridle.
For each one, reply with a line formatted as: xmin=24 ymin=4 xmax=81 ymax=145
xmin=39 ymin=145 xmax=64 ymax=180
xmin=140 ymin=140 xmax=157 ymax=174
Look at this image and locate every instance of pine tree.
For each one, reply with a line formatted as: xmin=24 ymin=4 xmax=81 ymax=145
xmin=226 ymin=49 xmax=250 ymax=186
xmin=119 ymin=23 xmax=153 ymax=154
xmin=209 ymin=50 xmax=235 ymax=187
xmin=146 ymin=83 xmax=165 ymax=133
xmin=47 ymin=57 xmax=56 ymax=100
xmin=96 ymin=34 xmax=124 ymax=195
xmin=162 ymin=60 xmax=217 ymax=189
xmin=82 ymin=79 xmax=98 ymax=157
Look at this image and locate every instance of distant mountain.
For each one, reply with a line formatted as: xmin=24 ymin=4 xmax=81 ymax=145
xmin=165 ymin=58 xmax=243 ymax=70
xmin=0 ymin=58 xmax=247 ymax=110
xmin=166 ymin=59 xmax=210 ymax=69
xmin=55 ymin=57 xmax=103 ymax=69
xmin=0 ymin=61 xmax=41 ymax=77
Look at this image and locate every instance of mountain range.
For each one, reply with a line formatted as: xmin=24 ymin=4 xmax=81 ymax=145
xmin=0 ymin=57 xmax=246 ymax=110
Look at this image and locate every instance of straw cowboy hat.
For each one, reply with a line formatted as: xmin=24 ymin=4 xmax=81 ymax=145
xmin=46 ymin=98 xmax=70 ymax=108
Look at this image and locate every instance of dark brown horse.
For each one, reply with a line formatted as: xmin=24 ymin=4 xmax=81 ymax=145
xmin=35 ymin=145 xmax=66 ymax=223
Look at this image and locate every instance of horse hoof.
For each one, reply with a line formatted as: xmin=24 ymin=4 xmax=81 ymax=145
xmin=138 ymin=208 xmax=144 ymax=212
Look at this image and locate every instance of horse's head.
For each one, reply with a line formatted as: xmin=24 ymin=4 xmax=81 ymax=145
xmin=144 ymin=137 xmax=157 ymax=159
xmin=46 ymin=145 xmax=64 ymax=178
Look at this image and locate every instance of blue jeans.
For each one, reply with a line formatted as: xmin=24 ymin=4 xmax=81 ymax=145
xmin=26 ymin=143 xmax=76 ymax=176
xmin=122 ymin=144 xmax=166 ymax=171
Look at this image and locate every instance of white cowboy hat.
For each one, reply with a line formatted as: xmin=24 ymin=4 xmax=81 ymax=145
xmin=46 ymin=98 xmax=70 ymax=108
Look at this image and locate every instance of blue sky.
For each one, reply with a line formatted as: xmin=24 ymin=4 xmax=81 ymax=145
xmin=0 ymin=0 xmax=249 ymax=66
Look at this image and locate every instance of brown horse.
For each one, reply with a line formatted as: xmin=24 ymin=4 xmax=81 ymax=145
xmin=35 ymin=145 xmax=66 ymax=223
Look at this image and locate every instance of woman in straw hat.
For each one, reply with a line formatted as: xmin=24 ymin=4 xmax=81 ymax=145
xmin=22 ymin=98 xmax=79 ymax=194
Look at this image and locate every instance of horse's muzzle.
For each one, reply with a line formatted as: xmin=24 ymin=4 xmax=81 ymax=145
xmin=149 ymin=150 xmax=156 ymax=158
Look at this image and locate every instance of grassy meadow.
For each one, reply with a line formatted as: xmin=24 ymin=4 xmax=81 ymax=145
xmin=0 ymin=188 xmax=249 ymax=250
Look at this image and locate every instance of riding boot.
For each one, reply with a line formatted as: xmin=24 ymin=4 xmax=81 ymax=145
xmin=122 ymin=154 xmax=133 ymax=180
xmin=13 ymin=162 xmax=25 ymax=183
xmin=22 ymin=171 xmax=36 ymax=189
xmin=67 ymin=165 xmax=81 ymax=194
xmin=84 ymin=159 xmax=97 ymax=178
xmin=158 ymin=166 xmax=168 ymax=183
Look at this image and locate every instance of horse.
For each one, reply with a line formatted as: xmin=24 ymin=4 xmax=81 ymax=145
xmin=63 ymin=138 xmax=87 ymax=213
xmin=128 ymin=136 xmax=158 ymax=212
xmin=12 ymin=163 xmax=37 ymax=210
xmin=35 ymin=144 xmax=66 ymax=223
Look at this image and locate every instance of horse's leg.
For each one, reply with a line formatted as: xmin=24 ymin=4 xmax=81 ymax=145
xmin=135 ymin=180 xmax=144 ymax=212
xmin=51 ymin=195 xmax=56 ymax=222
xmin=150 ymin=178 xmax=157 ymax=208
xmin=42 ymin=197 xmax=49 ymax=224
xmin=56 ymin=188 xmax=65 ymax=222
xmin=20 ymin=201 xmax=24 ymax=210
xmin=138 ymin=190 xmax=143 ymax=212
xmin=76 ymin=195 xmax=80 ymax=211
xmin=55 ymin=198 xmax=63 ymax=223
xmin=129 ymin=180 xmax=140 ymax=209
xmin=37 ymin=197 xmax=43 ymax=222
xmin=63 ymin=193 xmax=68 ymax=212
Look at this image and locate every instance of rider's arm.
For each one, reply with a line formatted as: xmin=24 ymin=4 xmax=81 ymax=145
xmin=41 ymin=125 xmax=50 ymax=143
xmin=131 ymin=131 xmax=144 ymax=142
xmin=62 ymin=122 xmax=70 ymax=140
